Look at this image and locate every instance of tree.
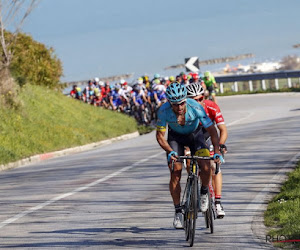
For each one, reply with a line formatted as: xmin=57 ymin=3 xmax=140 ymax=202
xmin=0 ymin=0 xmax=40 ymax=68
xmin=0 ymin=0 xmax=40 ymax=108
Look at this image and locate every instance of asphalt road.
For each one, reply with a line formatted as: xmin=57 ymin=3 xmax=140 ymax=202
xmin=0 ymin=93 xmax=299 ymax=249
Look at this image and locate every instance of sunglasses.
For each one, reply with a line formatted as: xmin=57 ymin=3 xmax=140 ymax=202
xmin=171 ymin=101 xmax=186 ymax=106
xmin=193 ymin=96 xmax=204 ymax=103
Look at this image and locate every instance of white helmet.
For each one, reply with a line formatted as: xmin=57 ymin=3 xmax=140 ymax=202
xmin=94 ymin=77 xmax=99 ymax=82
xmin=186 ymin=82 xmax=204 ymax=97
xmin=99 ymin=81 xmax=104 ymax=86
xmin=120 ymin=79 xmax=125 ymax=84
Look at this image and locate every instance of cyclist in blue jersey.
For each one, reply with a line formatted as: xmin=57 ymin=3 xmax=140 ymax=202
xmin=132 ymin=84 xmax=148 ymax=123
xmin=156 ymin=82 xmax=223 ymax=229
xmin=109 ymin=85 xmax=123 ymax=111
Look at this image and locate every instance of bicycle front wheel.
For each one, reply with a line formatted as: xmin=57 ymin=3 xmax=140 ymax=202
xmin=188 ymin=176 xmax=198 ymax=247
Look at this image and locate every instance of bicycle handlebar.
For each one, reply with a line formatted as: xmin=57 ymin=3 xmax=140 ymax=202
xmin=177 ymin=155 xmax=213 ymax=161
xmin=171 ymin=153 xmax=225 ymax=174
xmin=171 ymin=155 xmax=214 ymax=172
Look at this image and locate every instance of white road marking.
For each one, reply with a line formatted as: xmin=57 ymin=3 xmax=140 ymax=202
xmin=0 ymin=151 xmax=164 ymax=229
xmin=226 ymin=112 xmax=255 ymax=127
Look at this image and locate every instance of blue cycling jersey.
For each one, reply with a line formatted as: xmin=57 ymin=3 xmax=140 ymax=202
xmin=132 ymin=91 xmax=144 ymax=105
xmin=111 ymin=90 xmax=120 ymax=100
xmin=156 ymin=98 xmax=213 ymax=134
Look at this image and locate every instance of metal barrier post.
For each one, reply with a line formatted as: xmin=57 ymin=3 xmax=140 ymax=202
xmin=262 ymin=80 xmax=266 ymax=90
xmin=234 ymin=82 xmax=238 ymax=92
xmin=220 ymin=83 xmax=224 ymax=94
xmin=288 ymin=78 xmax=292 ymax=88
xmin=249 ymin=80 xmax=253 ymax=92
xmin=275 ymin=79 xmax=279 ymax=90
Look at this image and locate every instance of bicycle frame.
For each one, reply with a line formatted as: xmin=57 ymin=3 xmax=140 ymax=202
xmin=172 ymin=155 xmax=212 ymax=247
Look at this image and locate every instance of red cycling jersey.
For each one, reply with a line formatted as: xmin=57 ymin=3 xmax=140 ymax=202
xmin=101 ymin=86 xmax=110 ymax=98
xmin=202 ymin=100 xmax=225 ymax=126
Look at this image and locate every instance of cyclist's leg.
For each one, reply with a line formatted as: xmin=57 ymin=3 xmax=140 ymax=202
xmin=167 ymin=134 xmax=185 ymax=206
xmin=190 ymin=126 xmax=211 ymax=212
xmin=207 ymin=137 xmax=225 ymax=217
xmin=184 ymin=146 xmax=191 ymax=173
xmin=167 ymin=130 xmax=185 ymax=229
xmin=190 ymin=127 xmax=211 ymax=187
xmin=213 ymin=173 xmax=223 ymax=197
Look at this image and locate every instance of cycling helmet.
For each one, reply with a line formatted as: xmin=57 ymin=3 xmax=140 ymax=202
xmin=120 ymin=79 xmax=125 ymax=84
xmin=114 ymin=83 xmax=121 ymax=90
xmin=154 ymin=78 xmax=160 ymax=84
xmin=169 ymin=76 xmax=175 ymax=82
xmin=166 ymin=83 xmax=187 ymax=103
xmin=137 ymin=77 xmax=143 ymax=84
xmin=204 ymin=71 xmax=211 ymax=77
xmin=192 ymin=72 xmax=199 ymax=79
xmin=133 ymin=84 xmax=141 ymax=92
xmin=186 ymin=82 xmax=204 ymax=97
xmin=154 ymin=73 xmax=160 ymax=79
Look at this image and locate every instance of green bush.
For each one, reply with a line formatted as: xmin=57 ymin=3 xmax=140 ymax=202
xmin=1 ymin=31 xmax=63 ymax=88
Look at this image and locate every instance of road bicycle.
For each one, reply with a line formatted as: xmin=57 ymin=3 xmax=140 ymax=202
xmin=172 ymin=155 xmax=214 ymax=247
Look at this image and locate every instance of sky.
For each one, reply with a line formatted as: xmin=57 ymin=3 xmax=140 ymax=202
xmin=17 ymin=0 xmax=300 ymax=82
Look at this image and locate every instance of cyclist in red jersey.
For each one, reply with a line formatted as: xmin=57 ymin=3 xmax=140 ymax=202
xmin=70 ymin=85 xmax=78 ymax=98
xmin=186 ymin=82 xmax=228 ymax=218
xmin=101 ymin=82 xmax=110 ymax=108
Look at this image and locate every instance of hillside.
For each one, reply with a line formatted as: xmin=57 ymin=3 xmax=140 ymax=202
xmin=0 ymin=84 xmax=138 ymax=165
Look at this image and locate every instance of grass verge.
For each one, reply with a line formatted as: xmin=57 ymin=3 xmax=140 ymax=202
xmin=137 ymin=124 xmax=155 ymax=135
xmin=264 ymin=161 xmax=300 ymax=248
xmin=0 ymin=84 xmax=138 ymax=165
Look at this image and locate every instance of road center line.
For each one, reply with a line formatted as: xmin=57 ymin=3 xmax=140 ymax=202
xmin=0 ymin=151 xmax=164 ymax=229
xmin=227 ymin=112 xmax=255 ymax=127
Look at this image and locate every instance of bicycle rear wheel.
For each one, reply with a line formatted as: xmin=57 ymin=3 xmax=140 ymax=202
xmin=188 ymin=177 xmax=198 ymax=247
xmin=204 ymin=190 xmax=214 ymax=234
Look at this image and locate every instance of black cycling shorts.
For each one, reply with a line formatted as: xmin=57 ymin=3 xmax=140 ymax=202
xmin=167 ymin=125 xmax=210 ymax=160
xmin=207 ymin=85 xmax=216 ymax=94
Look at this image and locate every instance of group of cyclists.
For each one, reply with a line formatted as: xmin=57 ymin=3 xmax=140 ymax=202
xmin=69 ymin=70 xmax=228 ymax=231
xmin=69 ymin=71 xmax=219 ymax=125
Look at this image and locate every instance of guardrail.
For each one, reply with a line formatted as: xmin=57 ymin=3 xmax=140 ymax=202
xmin=215 ymin=70 xmax=300 ymax=93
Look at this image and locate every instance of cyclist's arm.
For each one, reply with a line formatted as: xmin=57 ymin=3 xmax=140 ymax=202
xmin=132 ymin=95 xmax=138 ymax=106
xmin=201 ymin=81 xmax=207 ymax=90
xmin=217 ymin=123 xmax=228 ymax=146
xmin=109 ymin=95 xmax=114 ymax=107
xmin=205 ymin=125 xmax=220 ymax=156
xmin=212 ymin=76 xmax=218 ymax=88
xmin=156 ymin=130 xmax=173 ymax=155
xmin=142 ymin=93 xmax=148 ymax=103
